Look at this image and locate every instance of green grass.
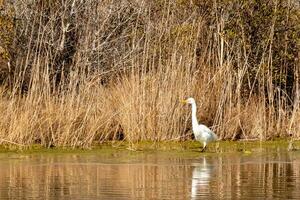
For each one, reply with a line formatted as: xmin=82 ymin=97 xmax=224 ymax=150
xmin=0 ymin=140 xmax=298 ymax=156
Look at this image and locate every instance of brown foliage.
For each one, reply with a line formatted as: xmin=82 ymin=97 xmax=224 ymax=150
xmin=0 ymin=0 xmax=299 ymax=148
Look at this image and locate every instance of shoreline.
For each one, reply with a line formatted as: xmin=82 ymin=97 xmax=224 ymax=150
xmin=0 ymin=140 xmax=298 ymax=154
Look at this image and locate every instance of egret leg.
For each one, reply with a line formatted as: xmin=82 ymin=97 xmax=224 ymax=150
xmin=201 ymin=142 xmax=207 ymax=152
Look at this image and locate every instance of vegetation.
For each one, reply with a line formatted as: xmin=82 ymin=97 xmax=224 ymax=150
xmin=0 ymin=0 xmax=299 ymax=148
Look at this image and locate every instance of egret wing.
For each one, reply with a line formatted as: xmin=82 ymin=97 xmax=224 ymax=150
xmin=199 ymin=124 xmax=218 ymax=141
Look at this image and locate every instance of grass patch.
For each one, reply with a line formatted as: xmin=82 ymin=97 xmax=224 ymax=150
xmin=0 ymin=140 xmax=298 ymax=156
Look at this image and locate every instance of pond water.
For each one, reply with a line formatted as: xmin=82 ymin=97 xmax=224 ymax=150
xmin=0 ymin=147 xmax=300 ymax=199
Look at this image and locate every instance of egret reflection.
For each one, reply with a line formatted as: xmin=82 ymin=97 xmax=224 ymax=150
xmin=191 ymin=157 xmax=214 ymax=199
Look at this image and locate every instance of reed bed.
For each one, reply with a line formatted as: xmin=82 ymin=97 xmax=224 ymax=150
xmin=0 ymin=0 xmax=299 ymax=148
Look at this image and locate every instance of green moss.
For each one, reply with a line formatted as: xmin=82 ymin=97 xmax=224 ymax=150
xmin=0 ymin=140 xmax=297 ymax=155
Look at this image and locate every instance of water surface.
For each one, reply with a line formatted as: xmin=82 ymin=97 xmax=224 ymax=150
xmin=0 ymin=147 xmax=300 ymax=199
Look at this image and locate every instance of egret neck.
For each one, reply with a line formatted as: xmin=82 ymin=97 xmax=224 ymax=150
xmin=191 ymin=102 xmax=199 ymax=131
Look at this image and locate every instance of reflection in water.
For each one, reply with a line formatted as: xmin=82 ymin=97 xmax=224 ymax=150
xmin=0 ymin=150 xmax=300 ymax=199
xmin=191 ymin=157 xmax=213 ymax=199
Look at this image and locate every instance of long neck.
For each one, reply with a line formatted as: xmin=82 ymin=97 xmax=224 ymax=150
xmin=191 ymin=102 xmax=199 ymax=128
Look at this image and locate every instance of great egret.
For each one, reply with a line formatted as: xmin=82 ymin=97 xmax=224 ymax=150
xmin=182 ymin=97 xmax=218 ymax=152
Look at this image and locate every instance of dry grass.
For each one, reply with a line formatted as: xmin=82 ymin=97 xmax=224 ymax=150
xmin=0 ymin=0 xmax=299 ymax=148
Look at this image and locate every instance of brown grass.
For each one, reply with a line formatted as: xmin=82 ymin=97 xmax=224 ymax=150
xmin=0 ymin=0 xmax=299 ymax=148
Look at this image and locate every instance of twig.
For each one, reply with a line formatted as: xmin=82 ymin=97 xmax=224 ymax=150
xmin=0 ymin=139 xmax=25 ymax=146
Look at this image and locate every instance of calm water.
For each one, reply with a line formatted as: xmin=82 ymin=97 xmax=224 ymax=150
xmin=0 ymin=148 xmax=300 ymax=199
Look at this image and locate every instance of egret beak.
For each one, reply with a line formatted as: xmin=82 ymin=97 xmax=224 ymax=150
xmin=181 ymin=100 xmax=187 ymax=104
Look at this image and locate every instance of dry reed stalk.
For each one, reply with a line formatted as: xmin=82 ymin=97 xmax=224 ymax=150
xmin=0 ymin=0 xmax=299 ymax=148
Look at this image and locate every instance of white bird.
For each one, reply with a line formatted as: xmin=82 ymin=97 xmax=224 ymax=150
xmin=182 ymin=97 xmax=218 ymax=152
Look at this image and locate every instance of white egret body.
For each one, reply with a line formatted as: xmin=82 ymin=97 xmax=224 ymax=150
xmin=183 ymin=98 xmax=218 ymax=152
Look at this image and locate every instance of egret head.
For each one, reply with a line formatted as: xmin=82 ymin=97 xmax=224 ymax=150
xmin=182 ymin=97 xmax=195 ymax=104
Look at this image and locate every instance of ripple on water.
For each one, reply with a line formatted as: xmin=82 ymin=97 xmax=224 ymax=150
xmin=0 ymin=150 xmax=300 ymax=199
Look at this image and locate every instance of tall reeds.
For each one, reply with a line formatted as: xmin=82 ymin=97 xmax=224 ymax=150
xmin=0 ymin=0 xmax=299 ymax=148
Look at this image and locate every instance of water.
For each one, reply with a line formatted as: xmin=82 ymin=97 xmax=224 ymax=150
xmin=0 ymin=148 xmax=300 ymax=199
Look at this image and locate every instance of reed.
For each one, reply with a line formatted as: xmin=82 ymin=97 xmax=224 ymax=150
xmin=0 ymin=0 xmax=299 ymax=148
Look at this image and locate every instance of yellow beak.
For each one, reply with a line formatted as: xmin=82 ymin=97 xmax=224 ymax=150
xmin=181 ymin=100 xmax=187 ymax=104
